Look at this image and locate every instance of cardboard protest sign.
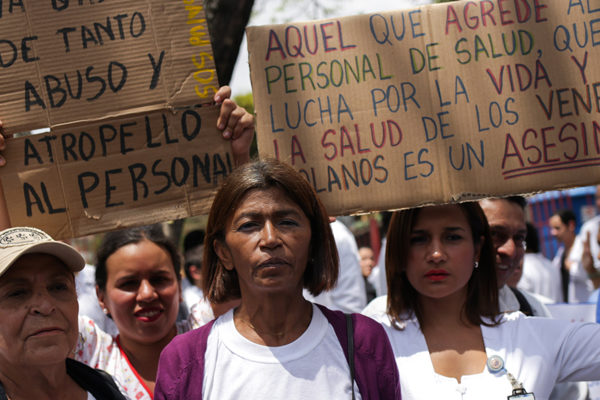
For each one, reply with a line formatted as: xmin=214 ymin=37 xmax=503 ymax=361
xmin=247 ymin=0 xmax=600 ymax=216
xmin=0 ymin=0 xmax=228 ymax=239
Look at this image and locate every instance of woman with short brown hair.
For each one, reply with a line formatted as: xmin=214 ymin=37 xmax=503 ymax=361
xmin=202 ymin=158 xmax=339 ymax=303
xmin=156 ymin=158 xmax=400 ymax=400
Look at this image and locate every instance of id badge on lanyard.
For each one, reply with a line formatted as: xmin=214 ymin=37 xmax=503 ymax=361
xmin=487 ymin=356 xmax=536 ymax=400
xmin=508 ymin=388 xmax=535 ymax=400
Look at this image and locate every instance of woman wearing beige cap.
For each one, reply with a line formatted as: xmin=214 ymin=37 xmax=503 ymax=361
xmin=0 ymin=226 xmax=126 ymax=400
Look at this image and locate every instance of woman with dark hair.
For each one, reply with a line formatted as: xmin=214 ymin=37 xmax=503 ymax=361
xmin=374 ymin=203 xmax=600 ymax=399
xmin=76 ymin=224 xmax=196 ymax=399
xmin=155 ymin=158 xmax=400 ymax=400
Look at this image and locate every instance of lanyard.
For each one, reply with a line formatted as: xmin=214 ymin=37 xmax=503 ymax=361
xmin=487 ymin=356 xmax=536 ymax=400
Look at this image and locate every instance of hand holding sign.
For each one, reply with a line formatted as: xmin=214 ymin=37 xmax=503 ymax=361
xmin=214 ymin=86 xmax=255 ymax=166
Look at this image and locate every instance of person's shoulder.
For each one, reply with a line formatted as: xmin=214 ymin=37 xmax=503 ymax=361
xmin=526 ymin=252 xmax=552 ymax=266
xmin=353 ymin=312 xmax=385 ymax=330
xmin=78 ymin=315 xmax=115 ymax=343
xmin=519 ymin=288 xmax=553 ymax=315
xmin=580 ymin=215 xmax=600 ymax=232
xmin=317 ymin=303 xmax=379 ymax=328
xmin=361 ymin=295 xmax=388 ymax=320
xmin=165 ymin=319 xmax=215 ymax=356
xmin=330 ymin=220 xmax=353 ymax=239
xmin=66 ymin=358 xmax=127 ymax=399
xmin=526 ymin=290 xmax=554 ymax=305
xmin=498 ymin=310 xmax=526 ymax=322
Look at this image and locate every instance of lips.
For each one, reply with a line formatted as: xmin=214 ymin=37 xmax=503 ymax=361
xmin=257 ymin=257 xmax=289 ymax=269
xmin=27 ymin=327 xmax=64 ymax=338
xmin=425 ymin=269 xmax=449 ymax=281
xmin=134 ymin=308 xmax=163 ymax=322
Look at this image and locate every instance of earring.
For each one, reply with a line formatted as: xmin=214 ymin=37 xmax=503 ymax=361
xmin=474 ymin=261 xmax=479 ymax=269
xmin=103 ymin=308 xmax=109 ymax=315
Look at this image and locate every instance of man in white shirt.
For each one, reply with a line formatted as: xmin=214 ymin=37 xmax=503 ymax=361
xmin=480 ymin=197 xmax=586 ymax=400
xmin=550 ymin=209 xmax=592 ymax=302
xmin=518 ymin=221 xmax=561 ymax=303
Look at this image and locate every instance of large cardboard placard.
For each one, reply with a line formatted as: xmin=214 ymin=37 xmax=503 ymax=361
xmin=248 ymin=0 xmax=600 ymax=216
xmin=0 ymin=0 xmax=227 ymax=239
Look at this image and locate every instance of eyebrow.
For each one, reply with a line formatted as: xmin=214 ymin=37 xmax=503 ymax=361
xmin=233 ymin=208 xmax=305 ymax=222
xmin=0 ymin=273 xmax=72 ymax=287
xmin=489 ymin=226 xmax=527 ymax=235
xmin=115 ymin=269 xmax=172 ymax=280
xmin=0 ymin=278 xmax=28 ymax=289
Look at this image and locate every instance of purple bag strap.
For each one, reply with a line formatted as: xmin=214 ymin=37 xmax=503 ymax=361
xmin=316 ymin=304 xmax=360 ymax=396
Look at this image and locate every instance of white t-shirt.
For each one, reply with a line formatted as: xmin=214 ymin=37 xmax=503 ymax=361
xmin=304 ymin=220 xmax=366 ymax=313
xmin=202 ymin=304 xmax=361 ymax=400
xmin=374 ymin=311 xmax=600 ymax=400
xmin=75 ymin=316 xmax=194 ymax=400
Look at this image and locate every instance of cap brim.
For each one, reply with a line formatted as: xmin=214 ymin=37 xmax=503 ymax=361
xmin=0 ymin=241 xmax=85 ymax=278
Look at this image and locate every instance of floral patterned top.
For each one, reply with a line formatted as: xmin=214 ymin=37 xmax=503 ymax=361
xmin=74 ymin=316 xmax=196 ymax=400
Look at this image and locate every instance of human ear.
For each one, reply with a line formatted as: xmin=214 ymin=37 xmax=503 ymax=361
xmin=214 ymin=239 xmax=234 ymax=271
xmin=95 ymin=285 xmax=111 ymax=317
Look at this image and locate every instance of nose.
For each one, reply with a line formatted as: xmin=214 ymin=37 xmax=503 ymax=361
xmin=497 ymin=237 xmax=518 ymax=259
xmin=259 ymin=220 xmax=281 ymax=248
xmin=137 ymin=279 xmax=158 ymax=302
xmin=426 ymin=240 xmax=446 ymax=263
xmin=30 ymin=291 xmax=56 ymax=316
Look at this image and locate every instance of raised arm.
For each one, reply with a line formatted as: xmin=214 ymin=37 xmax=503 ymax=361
xmin=214 ymin=86 xmax=254 ymax=166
